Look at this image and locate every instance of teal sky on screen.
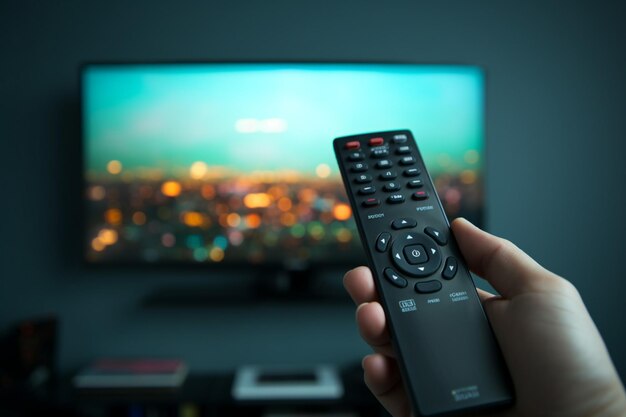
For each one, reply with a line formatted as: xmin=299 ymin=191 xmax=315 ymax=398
xmin=84 ymin=64 xmax=483 ymax=176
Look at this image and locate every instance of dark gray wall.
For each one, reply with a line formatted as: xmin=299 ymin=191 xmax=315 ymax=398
xmin=2 ymin=0 xmax=626 ymax=381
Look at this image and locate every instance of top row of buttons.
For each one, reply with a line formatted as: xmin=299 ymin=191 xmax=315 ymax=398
xmin=344 ymin=133 xmax=408 ymax=150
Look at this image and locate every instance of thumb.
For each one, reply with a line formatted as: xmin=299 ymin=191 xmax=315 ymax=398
xmin=451 ymin=218 xmax=554 ymax=298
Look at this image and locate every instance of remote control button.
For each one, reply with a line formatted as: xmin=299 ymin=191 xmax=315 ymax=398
xmin=392 ymin=134 xmax=408 ymax=143
xmin=345 ymin=141 xmax=360 ymax=150
xmin=391 ymin=233 xmax=442 ymax=277
xmin=403 ymin=244 xmax=428 ymax=265
xmin=442 ymin=257 xmax=458 ymax=280
xmin=403 ymin=168 xmax=421 ymax=177
xmin=387 ymin=194 xmax=405 ymax=204
xmin=348 ymin=151 xmax=365 ymax=161
xmin=355 ymin=174 xmax=373 ymax=184
xmin=391 ymin=218 xmax=417 ymax=230
xmin=424 ymin=227 xmax=447 ymax=245
xmin=369 ymin=137 xmax=384 ymax=146
xmin=362 ymin=198 xmax=380 ymax=207
xmin=383 ymin=182 xmax=401 ymax=192
xmin=376 ymin=159 xmax=393 ymax=169
xmin=370 ymin=147 xmax=389 ymax=158
xmin=400 ymin=156 xmax=416 ymax=165
xmin=384 ymin=268 xmax=408 ymax=288
xmin=376 ymin=232 xmax=391 ymax=252
xmin=407 ymin=179 xmax=423 ymax=188
xmin=358 ymin=185 xmax=376 ymax=195
xmin=350 ymin=162 xmax=368 ymax=172
xmin=415 ymin=280 xmax=442 ymax=294
xmin=412 ymin=190 xmax=429 ymax=200
xmin=380 ymin=170 xmax=398 ymax=180
xmin=396 ymin=145 xmax=411 ymax=155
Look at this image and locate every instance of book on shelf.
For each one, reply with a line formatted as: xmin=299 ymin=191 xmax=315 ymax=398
xmin=73 ymin=358 xmax=188 ymax=389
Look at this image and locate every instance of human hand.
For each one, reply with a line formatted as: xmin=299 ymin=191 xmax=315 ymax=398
xmin=344 ymin=218 xmax=626 ymax=417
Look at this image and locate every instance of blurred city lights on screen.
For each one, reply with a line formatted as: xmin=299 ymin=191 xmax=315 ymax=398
xmin=84 ymin=64 xmax=485 ymax=264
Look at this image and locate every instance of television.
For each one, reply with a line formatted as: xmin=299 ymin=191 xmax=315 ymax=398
xmin=82 ymin=63 xmax=484 ymax=270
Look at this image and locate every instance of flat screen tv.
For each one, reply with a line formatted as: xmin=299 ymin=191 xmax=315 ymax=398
xmin=82 ymin=63 xmax=484 ymax=268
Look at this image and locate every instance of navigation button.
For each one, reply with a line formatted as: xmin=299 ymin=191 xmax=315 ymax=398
xmin=425 ymin=227 xmax=447 ymax=245
xmin=376 ymin=232 xmax=391 ymax=252
xmin=442 ymin=257 xmax=458 ymax=280
xmin=384 ymin=268 xmax=407 ymax=288
xmin=391 ymin=218 xmax=417 ymax=230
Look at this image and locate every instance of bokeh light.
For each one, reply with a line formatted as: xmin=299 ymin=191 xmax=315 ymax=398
xmin=107 ymin=160 xmax=122 ymax=175
xmin=104 ymin=208 xmax=122 ymax=225
xmin=190 ymin=161 xmax=208 ymax=179
xmin=243 ymin=193 xmax=272 ymax=208
xmin=161 ymin=181 xmax=182 ymax=197
xmin=315 ymin=163 xmax=331 ymax=178
xmin=332 ymin=203 xmax=352 ymax=221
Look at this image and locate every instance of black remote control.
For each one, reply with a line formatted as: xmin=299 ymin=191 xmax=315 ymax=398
xmin=333 ymin=130 xmax=513 ymax=416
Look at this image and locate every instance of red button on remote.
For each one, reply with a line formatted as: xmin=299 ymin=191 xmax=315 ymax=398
xmin=369 ymin=137 xmax=384 ymax=146
xmin=412 ymin=191 xmax=429 ymax=201
xmin=345 ymin=141 xmax=360 ymax=150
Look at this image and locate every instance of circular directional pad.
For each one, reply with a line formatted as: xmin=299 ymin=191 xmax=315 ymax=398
xmin=390 ymin=233 xmax=442 ymax=277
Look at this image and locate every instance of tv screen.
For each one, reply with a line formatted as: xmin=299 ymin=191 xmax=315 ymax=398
xmin=83 ymin=63 xmax=484 ymax=265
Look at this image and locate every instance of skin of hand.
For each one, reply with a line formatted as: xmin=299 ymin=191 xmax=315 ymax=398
xmin=344 ymin=218 xmax=626 ymax=417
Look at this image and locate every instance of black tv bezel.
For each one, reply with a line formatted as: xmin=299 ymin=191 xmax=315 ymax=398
xmin=79 ymin=60 xmax=486 ymax=270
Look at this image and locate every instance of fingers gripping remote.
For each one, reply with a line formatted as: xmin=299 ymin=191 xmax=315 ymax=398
xmin=333 ymin=130 xmax=513 ymax=416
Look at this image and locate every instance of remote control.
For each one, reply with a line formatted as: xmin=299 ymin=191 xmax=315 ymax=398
xmin=333 ymin=130 xmax=514 ymax=416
